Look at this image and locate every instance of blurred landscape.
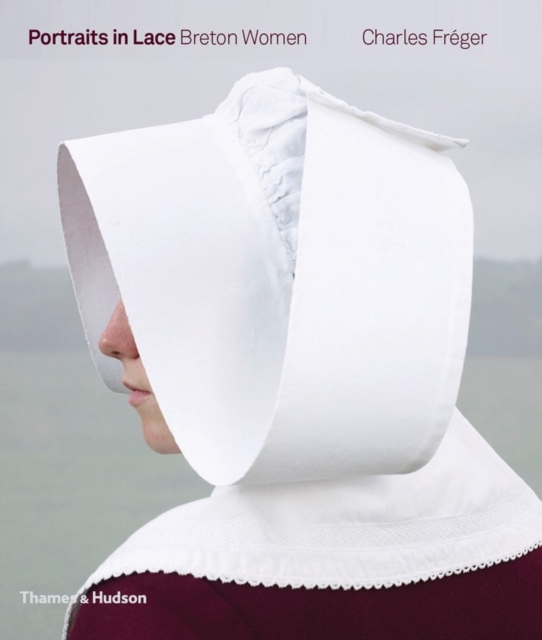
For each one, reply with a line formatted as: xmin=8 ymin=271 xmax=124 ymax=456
xmin=1 ymin=259 xmax=541 ymax=639
xmin=2 ymin=258 xmax=541 ymax=355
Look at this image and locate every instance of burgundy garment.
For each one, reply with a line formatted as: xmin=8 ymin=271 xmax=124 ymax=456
xmin=68 ymin=546 xmax=542 ymax=640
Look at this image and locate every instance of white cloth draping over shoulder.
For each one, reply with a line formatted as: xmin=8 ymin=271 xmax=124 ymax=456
xmin=57 ymin=68 xmax=542 ymax=639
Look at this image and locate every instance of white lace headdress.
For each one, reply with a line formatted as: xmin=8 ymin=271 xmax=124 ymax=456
xmin=59 ymin=67 xmax=472 ymax=485
xmin=57 ymin=68 xmax=542 ymax=638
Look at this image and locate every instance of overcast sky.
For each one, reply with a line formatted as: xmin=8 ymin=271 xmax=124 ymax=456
xmin=1 ymin=0 xmax=541 ymax=266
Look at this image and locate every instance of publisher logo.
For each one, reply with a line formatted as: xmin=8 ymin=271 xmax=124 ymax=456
xmin=19 ymin=590 xmax=147 ymax=605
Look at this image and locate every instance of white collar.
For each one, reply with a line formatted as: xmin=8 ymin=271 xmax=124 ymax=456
xmin=62 ymin=408 xmax=542 ymax=638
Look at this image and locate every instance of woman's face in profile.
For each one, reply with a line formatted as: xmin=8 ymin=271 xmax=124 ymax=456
xmin=99 ymin=299 xmax=181 ymax=455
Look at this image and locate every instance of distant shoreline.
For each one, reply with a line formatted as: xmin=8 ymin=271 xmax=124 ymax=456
xmin=1 ymin=259 xmax=541 ymax=356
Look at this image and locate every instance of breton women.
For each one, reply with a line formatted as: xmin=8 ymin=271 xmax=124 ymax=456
xmin=57 ymin=67 xmax=542 ymax=639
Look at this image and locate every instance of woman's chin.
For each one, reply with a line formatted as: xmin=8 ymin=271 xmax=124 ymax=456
xmin=132 ymin=397 xmax=182 ymax=454
xmin=141 ymin=420 xmax=182 ymax=454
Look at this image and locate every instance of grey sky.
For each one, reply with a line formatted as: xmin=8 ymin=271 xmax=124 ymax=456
xmin=1 ymin=0 xmax=541 ymax=266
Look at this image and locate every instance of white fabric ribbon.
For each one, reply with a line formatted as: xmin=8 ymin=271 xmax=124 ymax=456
xmin=58 ymin=69 xmax=472 ymax=486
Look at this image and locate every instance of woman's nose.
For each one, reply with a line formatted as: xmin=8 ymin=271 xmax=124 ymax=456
xmin=98 ymin=299 xmax=139 ymax=360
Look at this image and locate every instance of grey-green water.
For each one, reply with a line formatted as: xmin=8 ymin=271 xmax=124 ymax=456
xmin=1 ymin=352 xmax=541 ymax=639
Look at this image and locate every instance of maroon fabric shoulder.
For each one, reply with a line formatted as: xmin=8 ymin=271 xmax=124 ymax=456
xmin=69 ymin=546 xmax=542 ymax=640
xmin=67 ymin=569 xmax=253 ymax=640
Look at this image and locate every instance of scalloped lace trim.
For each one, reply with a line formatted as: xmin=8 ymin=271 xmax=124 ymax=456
xmin=84 ymin=538 xmax=542 ymax=591
xmin=62 ymin=494 xmax=542 ymax=640
xmin=63 ymin=538 xmax=542 ymax=639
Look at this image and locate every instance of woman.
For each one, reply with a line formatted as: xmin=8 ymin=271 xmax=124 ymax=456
xmin=58 ymin=68 xmax=542 ymax=639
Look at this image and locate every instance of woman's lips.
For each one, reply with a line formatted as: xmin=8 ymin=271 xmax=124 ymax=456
xmin=123 ymin=381 xmax=152 ymax=407
xmin=128 ymin=389 xmax=151 ymax=406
